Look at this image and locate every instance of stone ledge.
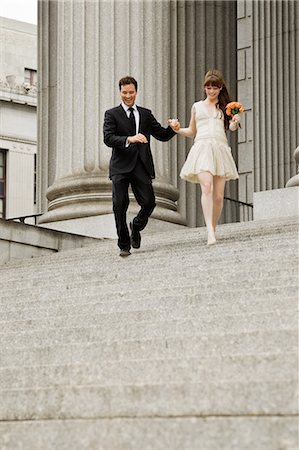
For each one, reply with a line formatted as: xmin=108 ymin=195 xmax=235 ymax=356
xmin=0 ymin=416 xmax=297 ymax=450
xmin=0 ymin=219 xmax=102 ymax=265
xmin=253 ymin=187 xmax=299 ymax=220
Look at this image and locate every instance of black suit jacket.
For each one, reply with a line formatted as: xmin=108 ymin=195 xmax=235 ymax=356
xmin=103 ymin=105 xmax=176 ymax=179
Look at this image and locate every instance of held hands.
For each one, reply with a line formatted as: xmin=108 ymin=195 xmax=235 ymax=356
xmin=128 ymin=133 xmax=148 ymax=144
xmin=168 ymin=118 xmax=181 ymax=132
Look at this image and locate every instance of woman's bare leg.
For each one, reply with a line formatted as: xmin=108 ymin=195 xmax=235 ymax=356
xmin=197 ymin=172 xmax=216 ymax=245
xmin=212 ymin=176 xmax=226 ymax=230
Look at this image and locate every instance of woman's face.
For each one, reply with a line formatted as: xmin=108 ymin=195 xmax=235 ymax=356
xmin=205 ymin=84 xmax=221 ymax=101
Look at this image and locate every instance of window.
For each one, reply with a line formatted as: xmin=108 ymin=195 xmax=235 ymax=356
xmin=0 ymin=150 xmax=6 ymax=219
xmin=24 ymin=68 xmax=37 ymax=86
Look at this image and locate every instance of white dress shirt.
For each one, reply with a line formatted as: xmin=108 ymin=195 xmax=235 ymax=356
xmin=121 ymin=102 xmax=140 ymax=135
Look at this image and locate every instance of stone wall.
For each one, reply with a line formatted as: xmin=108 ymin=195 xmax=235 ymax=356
xmin=237 ymin=0 xmax=299 ymax=204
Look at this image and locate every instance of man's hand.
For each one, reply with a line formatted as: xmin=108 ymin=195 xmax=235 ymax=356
xmin=128 ymin=133 xmax=148 ymax=144
xmin=168 ymin=118 xmax=181 ymax=132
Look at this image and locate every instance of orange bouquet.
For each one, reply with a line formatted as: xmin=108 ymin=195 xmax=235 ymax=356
xmin=226 ymin=101 xmax=244 ymax=117
xmin=226 ymin=101 xmax=244 ymax=128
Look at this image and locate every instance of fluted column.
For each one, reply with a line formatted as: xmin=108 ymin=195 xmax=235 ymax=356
xmin=38 ymin=0 xmax=183 ymax=227
xmin=141 ymin=0 xmax=182 ymax=222
xmin=175 ymin=0 xmax=238 ymax=227
xmin=252 ymin=0 xmax=299 ymax=192
xmin=39 ymin=0 xmax=111 ymax=224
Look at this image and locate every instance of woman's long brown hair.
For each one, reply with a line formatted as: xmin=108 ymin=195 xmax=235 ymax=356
xmin=203 ymin=70 xmax=231 ymax=130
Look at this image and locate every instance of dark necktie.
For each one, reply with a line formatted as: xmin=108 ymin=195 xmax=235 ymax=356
xmin=128 ymin=107 xmax=136 ymax=134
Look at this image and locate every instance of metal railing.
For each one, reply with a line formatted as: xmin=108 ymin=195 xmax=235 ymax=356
xmin=224 ymin=197 xmax=253 ymax=222
xmin=6 ymin=213 xmax=43 ymax=225
xmin=5 ymin=199 xmax=253 ymax=227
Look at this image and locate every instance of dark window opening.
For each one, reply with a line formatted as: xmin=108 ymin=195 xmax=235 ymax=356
xmin=24 ymin=68 xmax=37 ymax=86
xmin=0 ymin=149 xmax=7 ymax=219
xmin=34 ymin=153 xmax=37 ymax=204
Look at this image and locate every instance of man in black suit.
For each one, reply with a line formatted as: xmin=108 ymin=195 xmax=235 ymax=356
xmin=103 ymin=76 xmax=176 ymax=257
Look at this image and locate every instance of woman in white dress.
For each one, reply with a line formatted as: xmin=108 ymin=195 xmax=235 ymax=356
xmin=169 ymin=70 xmax=240 ymax=246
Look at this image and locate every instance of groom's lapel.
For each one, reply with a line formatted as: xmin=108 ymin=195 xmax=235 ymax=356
xmin=137 ymin=106 xmax=144 ymax=133
xmin=117 ymin=104 xmax=128 ymax=123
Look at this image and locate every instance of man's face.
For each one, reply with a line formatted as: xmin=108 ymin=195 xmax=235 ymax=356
xmin=120 ymin=83 xmax=137 ymax=107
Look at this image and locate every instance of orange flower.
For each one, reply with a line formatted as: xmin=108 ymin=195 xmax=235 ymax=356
xmin=226 ymin=101 xmax=244 ymax=117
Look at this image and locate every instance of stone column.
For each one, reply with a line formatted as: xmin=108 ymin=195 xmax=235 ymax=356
xmin=237 ymin=0 xmax=254 ymax=205
xmin=286 ymin=147 xmax=299 ymax=187
xmin=38 ymin=0 xmax=184 ymax=236
xmin=238 ymin=0 xmax=299 ymax=197
xmin=175 ymin=0 xmax=238 ymax=227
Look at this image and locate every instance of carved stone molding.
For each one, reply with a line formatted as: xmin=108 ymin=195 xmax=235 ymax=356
xmin=286 ymin=147 xmax=299 ymax=188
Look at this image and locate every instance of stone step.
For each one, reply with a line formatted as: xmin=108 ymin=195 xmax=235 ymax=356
xmin=1 ymin=273 xmax=297 ymax=305
xmin=0 ymin=380 xmax=297 ymax=421
xmin=0 ymin=296 xmax=297 ymax=332
xmin=1 ymin=282 xmax=298 ymax=318
xmin=0 ymin=269 xmax=297 ymax=301
xmin=1 ymin=284 xmax=297 ymax=311
xmin=1 ymin=219 xmax=295 ymax=267
xmin=1 ymin=256 xmax=296 ymax=295
xmin=0 ymin=309 xmax=296 ymax=348
xmin=0 ymin=416 xmax=297 ymax=450
xmin=1 ymin=291 xmax=295 ymax=322
xmin=0 ymin=236 xmax=297 ymax=278
xmin=0 ymin=352 xmax=297 ymax=389
xmin=0 ymin=224 xmax=296 ymax=274
xmin=0 ymin=216 xmax=297 ymax=449
xmin=0 ymin=329 xmax=296 ymax=368
xmin=0 ymin=255 xmax=296 ymax=287
xmin=1 ymin=243 xmax=296 ymax=284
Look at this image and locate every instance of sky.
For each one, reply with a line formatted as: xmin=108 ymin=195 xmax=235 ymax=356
xmin=0 ymin=0 xmax=37 ymax=25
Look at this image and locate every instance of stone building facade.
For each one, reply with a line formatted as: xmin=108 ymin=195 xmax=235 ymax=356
xmin=0 ymin=17 xmax=37 ymax=221
xmin=37 ymin=0 xmax=298 ymax=236
xmin=237 ymin=0 xmax=298 ymax=201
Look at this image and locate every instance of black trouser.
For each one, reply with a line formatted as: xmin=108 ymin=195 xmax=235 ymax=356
xmin=111 ymin=158 xmax=156 ymax=250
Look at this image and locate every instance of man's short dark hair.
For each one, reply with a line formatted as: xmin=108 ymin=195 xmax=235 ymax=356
xmin=119 ymin=76 xmax=138 ymax=91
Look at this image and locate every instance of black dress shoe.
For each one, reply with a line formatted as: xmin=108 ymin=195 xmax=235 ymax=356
xmin=130 ymin=222 xmax=141 ymax=249
xmin=119 ymin=249 xmax=131 ymax=257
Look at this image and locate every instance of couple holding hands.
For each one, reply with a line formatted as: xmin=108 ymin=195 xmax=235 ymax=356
xmin=103 ymin=70 xmax=241 ymax=257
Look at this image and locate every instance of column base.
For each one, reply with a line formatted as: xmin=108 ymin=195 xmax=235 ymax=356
xmin=39 ymin=174 xmax=186 ymax=228
xmin=38 ymin=213 xmax=186 ymax=239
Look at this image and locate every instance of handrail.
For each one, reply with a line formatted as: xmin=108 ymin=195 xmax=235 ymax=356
xmin=224 ymin=197 xmax=253 ymax=222
xmin=5 ymin=199 xmax=253 ymax=225
xmin=6 ymin=213 xmax=43 ymax=224
xmin=224 ymin=197 xmax=253 ymax=208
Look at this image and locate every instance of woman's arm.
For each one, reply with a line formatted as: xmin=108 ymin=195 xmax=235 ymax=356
xmin=229 ymin=113 xmax=240 ymax=131
xmin=169 ymin=105 xmax=197 ymax=138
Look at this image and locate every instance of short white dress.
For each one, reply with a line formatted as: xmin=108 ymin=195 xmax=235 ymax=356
xmin=180 ymin=100 xmax=239 ymax=183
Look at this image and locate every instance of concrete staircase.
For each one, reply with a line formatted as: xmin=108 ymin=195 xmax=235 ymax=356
xmin=0 ymin=216 xmax=298 ymax=450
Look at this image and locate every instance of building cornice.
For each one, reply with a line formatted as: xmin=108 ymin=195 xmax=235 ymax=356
xmin=0 ymin=78 xmax=37 ymax=106
xmin=0 ymin=89 xmax=37 ymax=106
xmin=0 ymin=134 xmax=36 ymax=146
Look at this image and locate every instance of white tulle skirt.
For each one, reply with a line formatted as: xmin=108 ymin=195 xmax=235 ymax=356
xmin=180 ymin=138 xmax=239 ymax=183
